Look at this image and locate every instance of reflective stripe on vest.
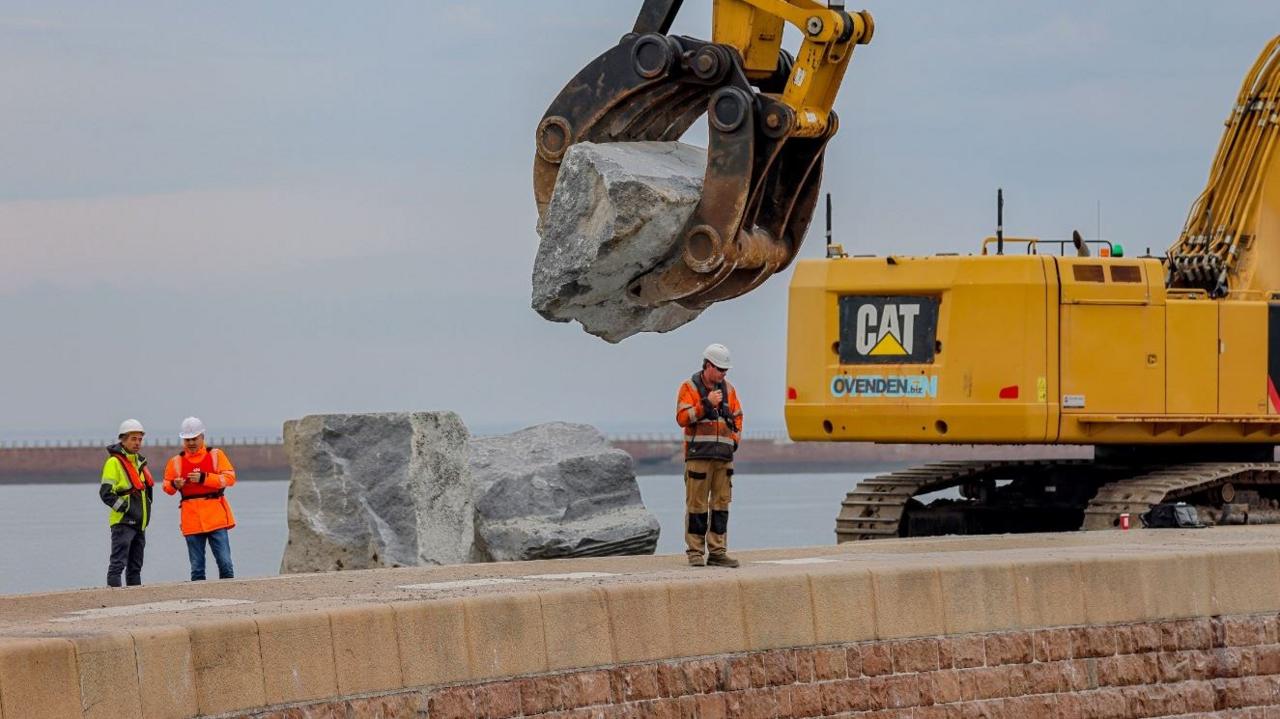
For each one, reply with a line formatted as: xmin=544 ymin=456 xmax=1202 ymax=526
xmin=110 ymin=452 xmax=154 ymax=491
xmin=682 ymin=374 xmax=737 ymax=461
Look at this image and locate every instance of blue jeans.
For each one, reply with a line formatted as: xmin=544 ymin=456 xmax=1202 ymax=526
xmin=185 ymin=529 xmax=234 ymax=581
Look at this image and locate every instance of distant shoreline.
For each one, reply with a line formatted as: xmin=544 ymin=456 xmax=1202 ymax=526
xmin=0 ymin=438 xmax=1090 ymax=485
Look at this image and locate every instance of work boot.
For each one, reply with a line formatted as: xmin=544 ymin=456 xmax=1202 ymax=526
xmin=707 ymin=553 xmax=740 ymax=568
xmin=688 ymin=554 xmax=706 ymax=567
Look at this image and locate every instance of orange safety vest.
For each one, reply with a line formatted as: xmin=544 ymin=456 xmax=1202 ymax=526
xmin=168 ymin=449 xmax=236 ymax=536
xmin=676 ymin=372 xmax=744 ymax=461
xmin=110 ymin=452 xmax=155 ymax=491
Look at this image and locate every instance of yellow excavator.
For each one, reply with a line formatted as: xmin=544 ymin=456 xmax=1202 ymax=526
xmin=536 ymin=2 xmax=1280 ymax=538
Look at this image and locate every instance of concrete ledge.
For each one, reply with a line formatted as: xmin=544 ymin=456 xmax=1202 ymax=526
xmin=256 ymin=611 xmax=336 ymax=705
xmin=2 ymin=528 xmax=1280 ymax=717
xmin=0 ymin=637 xmax=79 ymax=719
xmin=129 ymin=625 xmax=196 ymax=719
xmin=189 ymin=618 xmax=265 ymax=715
xmin=394 ymin=599 xmax=469 ymax=687
xmin=73 ymin=632 xmax=141 ymax=719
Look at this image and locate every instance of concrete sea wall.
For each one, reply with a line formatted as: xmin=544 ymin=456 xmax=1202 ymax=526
xmin=1 ymin=529 xmax=1279 ymax=717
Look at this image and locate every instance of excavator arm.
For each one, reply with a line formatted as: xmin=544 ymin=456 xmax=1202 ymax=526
xmin=1167 ymin=36 xmax=1280 ymax=297
xmin=533 ymin=0 xmax=872 ymax=310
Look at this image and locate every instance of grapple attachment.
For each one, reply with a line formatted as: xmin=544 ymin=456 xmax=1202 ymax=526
xmin=533 ymin=18 xmax=848 ymax=310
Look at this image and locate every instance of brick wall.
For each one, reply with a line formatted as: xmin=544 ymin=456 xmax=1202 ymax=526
xmin=245 ymin=614 xmax=1280 ymax=719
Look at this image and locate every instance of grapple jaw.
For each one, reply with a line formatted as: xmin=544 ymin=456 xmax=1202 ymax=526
xmin=534 ymin=31 xmax=836 ymax=311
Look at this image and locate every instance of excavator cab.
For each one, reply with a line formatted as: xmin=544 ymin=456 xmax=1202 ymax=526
xmin=533 ymin=0 xmax=872 ymax=310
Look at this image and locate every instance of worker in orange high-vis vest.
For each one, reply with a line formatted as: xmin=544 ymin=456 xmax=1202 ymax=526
xmin=100 ymin=419 xmax=155 ymax=587
xmin=675 ymin=343 xmax=744 ymax=568
xmin=163 ymin=417 xmax=236 ymax=580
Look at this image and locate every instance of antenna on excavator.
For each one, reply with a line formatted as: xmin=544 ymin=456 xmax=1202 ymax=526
xmin=825 ymin=192 xmax=833 ymax=248
xmin=996 ymin=188 xmax=1004 ymax=255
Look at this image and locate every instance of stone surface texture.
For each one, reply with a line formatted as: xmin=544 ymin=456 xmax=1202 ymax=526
xmin=533 ymin=141 xmax=706 ymax=343
xmin=241 ymin=614 xmax=1280 ymax=718
xmin=471 ymin=422 xmax=660 ymax=561
xmin=280 ymin=412 xmax=475 ymax=572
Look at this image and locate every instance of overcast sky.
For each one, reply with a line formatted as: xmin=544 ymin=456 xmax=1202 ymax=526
xmin=1 ymin=2 xmax=1276 ymax=440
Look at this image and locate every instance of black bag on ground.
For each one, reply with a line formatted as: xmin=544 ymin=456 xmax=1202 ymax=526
xmin=1140 ymin=502 xmax=1205 ymax=529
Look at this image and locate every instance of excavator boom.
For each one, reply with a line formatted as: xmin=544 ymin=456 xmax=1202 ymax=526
xmin=1167 ymin=38 xmax=1280 ymax=297
xmin=533 ymin=1 xmax=871 ymax=310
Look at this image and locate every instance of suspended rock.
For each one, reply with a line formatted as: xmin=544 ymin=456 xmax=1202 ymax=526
xmin=471 ymin=422 xmax=660 ymax=561
xmin=533 ymin=140 xmax=705 ymax=343
xmin=280 ymin=412 xmax=476 ymax=573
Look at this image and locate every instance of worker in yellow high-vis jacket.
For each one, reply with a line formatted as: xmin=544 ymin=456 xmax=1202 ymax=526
xmin=98 ymin=419 xmax=155 ymax=587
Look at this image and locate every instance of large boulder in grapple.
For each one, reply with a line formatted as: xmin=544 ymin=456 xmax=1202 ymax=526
xmin=533 ymin=141 xmax=705 ymax=343
xmin=470 ymin=422 xmax=660 ymax=561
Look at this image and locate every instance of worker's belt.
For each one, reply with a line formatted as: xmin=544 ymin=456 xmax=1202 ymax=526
xmin=180 ymin=490 xmax=225 ymax=505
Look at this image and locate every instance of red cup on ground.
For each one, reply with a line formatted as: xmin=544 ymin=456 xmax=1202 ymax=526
xmin=1120 ymin=513 xmax=1131 ymax=530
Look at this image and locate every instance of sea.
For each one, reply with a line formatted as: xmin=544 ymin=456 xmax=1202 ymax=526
xmin=0 ymin=472 xmax=875 ymax=596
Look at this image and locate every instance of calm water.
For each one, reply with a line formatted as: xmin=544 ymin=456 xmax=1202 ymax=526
xmin=0 ymin=473 xmax=871 ymax=596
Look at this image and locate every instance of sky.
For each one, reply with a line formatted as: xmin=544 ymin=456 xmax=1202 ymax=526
xmin=1 ymin=2 xmax=1276 ymax=441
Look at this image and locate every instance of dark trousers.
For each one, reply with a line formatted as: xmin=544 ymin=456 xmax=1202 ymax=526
xmin=107 ymin=524 xmax=145 ymax=587
xmin=185 ymin=528 xmax=234 ymax=580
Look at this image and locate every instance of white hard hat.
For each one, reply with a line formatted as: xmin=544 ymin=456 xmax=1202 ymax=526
xmin=702 ymin=343 xmax=732 ymax=370
xmin=117 ymin=419 xmax=145 ymax=436
xmin=179 ymin=416 xmax=207 ymax=439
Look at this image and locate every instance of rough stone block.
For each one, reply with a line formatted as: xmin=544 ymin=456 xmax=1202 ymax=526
xmin=807 ymin=565 xmax=877 ymax=644
xmin=939 ymin=561 xmax=1019 ymax=635
xmin=533 ymin=140 xmax=706 ymax=343
xmin=666 ymin=576 xmax=747 ymax=657
xmin=560 ymin=670 xmax=613 ymax=709
xmin=281 ymin=411 xmax=475 ymax=573
xmin=465 ymin=593 xmax=548 ymax=680
xmin=130 ymin=625 xmax=197 ymax=719
xmin=941 ymin=634 xmax=988 ymax=668
xmin=540 ymin=587 xmax=614 ymax=670
xmin=860 ymin=642 xmax=894 ymax=676
xmin=892 ymin=638 xmax=942 ymax=673
xmin=1210 ymin=547 xmax=1280 ymax=615
xmin=189 ymin=618 xmax=266 ymax=715
xmin=603 ymin=582 xmax=674 ymax=663
xmin=330 ymin=604 xmax=404 ymax=694
xmin=1013 ymin=558 xmax=1086 ymax=629
xmin=740 ymin=574 xmax=816 ymax=651
xmin=470 ymin=422 xmax=659 ymax=561
xmin=0 ymin=637 xmax=80 ymax=719
xmin=256 ymin=611 xmax=338 ymax=705
xmin=394 ymin=598 xmax=470 ymax=687
xmin=872 ymin=566 xmax=946 ymax=639
xmin=74 ymin=632 xmax=142 ymax=719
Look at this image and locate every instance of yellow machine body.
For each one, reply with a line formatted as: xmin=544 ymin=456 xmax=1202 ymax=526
xmin=788 ymin=35 xmax=1280 ymax=452
xmin=786 ymin=252 xmax=1280 ymax=445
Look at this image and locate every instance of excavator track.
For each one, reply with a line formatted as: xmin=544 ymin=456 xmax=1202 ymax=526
xmin=835 ymin=459 xmax=1086 ymax=541
xmin=838 ymin=460 xmax=1280 ymax=541
xmin=1082 ymin=462 xmax=1280 ymax=529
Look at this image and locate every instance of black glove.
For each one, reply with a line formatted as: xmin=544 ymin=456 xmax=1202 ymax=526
xmin=701 ymin=399 xmax=719 ymax=419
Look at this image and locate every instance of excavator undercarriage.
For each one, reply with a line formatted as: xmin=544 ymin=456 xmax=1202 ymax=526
xmin=838 ymin=454 xmax=1280 ymax=541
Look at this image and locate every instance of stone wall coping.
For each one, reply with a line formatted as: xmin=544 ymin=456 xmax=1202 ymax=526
xmin=2 ymin=526 xmax=1279 ymax=717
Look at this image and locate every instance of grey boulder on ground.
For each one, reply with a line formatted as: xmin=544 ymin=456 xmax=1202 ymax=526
xmin=533 ymin=140 xmax=706 ymax=343
xmin=471 ymin=422 xmax=660 ymax=561
xmin=280 ymin=412 xmax=476 ymax=573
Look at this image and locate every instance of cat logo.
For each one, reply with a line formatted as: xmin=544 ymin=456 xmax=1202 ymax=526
xmin=854 ymin=303 xmax=919 ymax=356
xmin=838 ymin=296 xmax=940 ymax=365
